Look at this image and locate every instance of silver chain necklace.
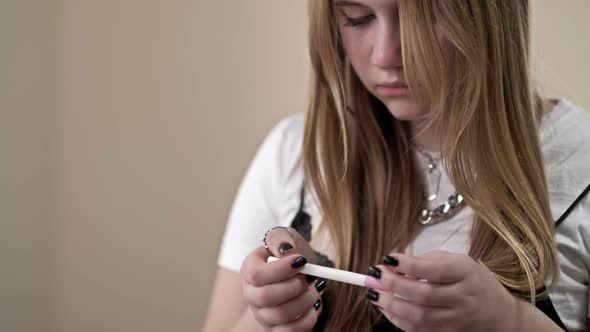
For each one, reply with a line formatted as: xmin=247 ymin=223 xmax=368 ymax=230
xmin=414 ymin=146 xmax=466 ymax=225
xmin=420 ymin=192 xmax=465 ymax=225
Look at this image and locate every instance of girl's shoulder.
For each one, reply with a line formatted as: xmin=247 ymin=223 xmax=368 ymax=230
xmin=539 ymin=98 xmax=590 ymax=224
xmin=263 ymin=113 xmax=305 ymax=180
xmin=540 ymin=99 xmax=590 ymax=188
xmin=268 ymin=113 xmax=305 ymax=145
xmin=540 ymin=100 xmax=590 ymax=332
xmin=539 ymin=98 xmax=590 ymax=172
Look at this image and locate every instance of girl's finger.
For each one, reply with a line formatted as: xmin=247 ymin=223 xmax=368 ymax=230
xmin=241 ymin=246 xmax=308 ymax=287
xmin=367 ymin=289 xmax=453 ymax=328
xmin=271 ymin=297 xmax=323 ymax=332
xmin=242 ymin=274 xmax=309 ymax=307
xmin=381 ymin=251 xmax=469 ymax=284
xmin=254 ymin=279 xmax=326 ymax=326
xmin=382 ymin=313 xmax=414 ymax=332
xmin=372 ymin=265 xmax=458 ymax=306
xmin=265 ymin=226 xmax=317 ymax=263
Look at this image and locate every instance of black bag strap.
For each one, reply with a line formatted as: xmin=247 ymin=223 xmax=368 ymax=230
xmin=555 ymin=182 xmax=590 ymax=228
xmin=289 ymin=183 xmax=312 ymax=241
xmin=298 ymin=184 xmax=306 ymax=212
xmin=535 ymin=287 xmax=568 ymax=331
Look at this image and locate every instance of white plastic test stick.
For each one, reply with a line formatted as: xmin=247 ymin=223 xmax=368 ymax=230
xmin=266 ymin=256 xmax=370 ymax=288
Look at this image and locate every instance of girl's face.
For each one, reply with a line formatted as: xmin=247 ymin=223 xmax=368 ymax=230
xmin=334 ymin=0 xmax=452 ymax=122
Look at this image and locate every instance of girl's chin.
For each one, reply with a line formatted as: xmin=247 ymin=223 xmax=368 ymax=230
xmin=382 ymin=99 xmax=422 ymax=122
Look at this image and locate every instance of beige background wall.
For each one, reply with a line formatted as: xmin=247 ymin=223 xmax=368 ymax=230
xmin=1 ymin=1 xmax=56 ymax=332
xmin=1 ymin=1 xmax=588 ymax=332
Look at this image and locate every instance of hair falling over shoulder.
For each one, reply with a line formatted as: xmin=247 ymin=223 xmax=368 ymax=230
xmin=303 ymin=1 xmax=559 ymax=331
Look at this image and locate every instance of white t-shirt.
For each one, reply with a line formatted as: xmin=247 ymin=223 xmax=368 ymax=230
xmin=218 ymin=98 xmax=590 ymax=331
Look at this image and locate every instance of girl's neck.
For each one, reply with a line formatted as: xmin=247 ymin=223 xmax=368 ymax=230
xmin=410 ymin=121 xmax=443 ymax=152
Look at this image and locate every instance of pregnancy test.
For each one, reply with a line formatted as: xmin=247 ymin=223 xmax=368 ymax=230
xmin=267 ymin=256 xmax=386 ymax=290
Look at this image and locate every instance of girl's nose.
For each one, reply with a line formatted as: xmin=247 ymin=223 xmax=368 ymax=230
xmin=371 ymin=24 xmax=403 ymax=69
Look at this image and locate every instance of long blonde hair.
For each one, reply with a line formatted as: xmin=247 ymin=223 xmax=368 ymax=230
xmin=303 ymin=1 xmax=559 ymax=330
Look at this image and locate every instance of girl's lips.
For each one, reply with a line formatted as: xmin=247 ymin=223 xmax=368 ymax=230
xmin=376 ymin=84 xmax=411 ymax=97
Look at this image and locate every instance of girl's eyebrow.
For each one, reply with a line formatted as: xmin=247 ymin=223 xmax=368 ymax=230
xmin=333 ymin=0 xmax=368 ymax=8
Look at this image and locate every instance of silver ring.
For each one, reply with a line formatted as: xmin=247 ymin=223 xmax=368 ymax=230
xmin=262 ymin=226 xmax=292 ymax=254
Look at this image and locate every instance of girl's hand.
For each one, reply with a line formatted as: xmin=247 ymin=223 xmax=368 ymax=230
xmin=366 ymin=251 xmax=518 ymax=332
xmin=240 ymin=227 xmax=325 ymax=332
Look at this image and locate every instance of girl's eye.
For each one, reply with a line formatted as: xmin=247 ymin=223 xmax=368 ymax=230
xmin=342 ymin=13 xmax=375 ymax=27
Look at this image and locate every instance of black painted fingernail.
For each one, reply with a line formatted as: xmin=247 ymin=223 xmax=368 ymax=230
xmin=315 ymin=278 xmax=327 ymax=292
xmin=292 ymin=256 xmax=307 ymax=268
xmin=366 ymin=289 xmax=379 ymax=301
xmin=313 ymin=299 xmax=322 ymax=311
xmin=278 ymin=242 xmax=293 ymax=255
xmin=382 ymin=255 xmax=399 ymax=267
xmin=306 ymin=275 xmax=317 ymax=283
xmin=368 ymin=265 xmax=382 ymax=279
